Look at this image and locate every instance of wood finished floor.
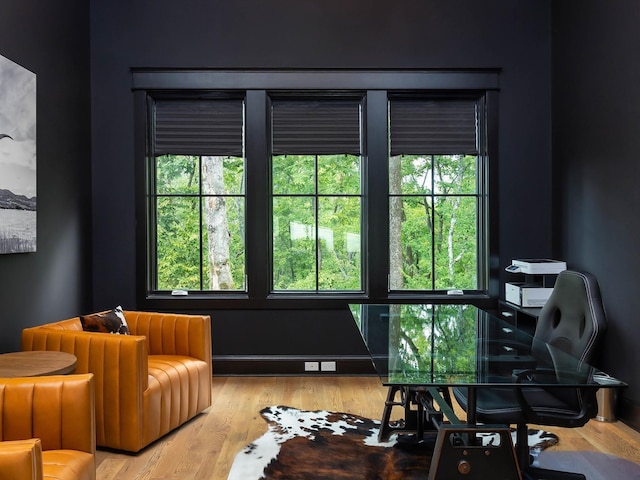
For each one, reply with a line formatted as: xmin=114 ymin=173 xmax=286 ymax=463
xmin=96 ymin=376 xmax=640 ymax=480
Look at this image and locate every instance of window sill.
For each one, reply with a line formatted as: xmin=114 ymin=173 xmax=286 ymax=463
xmin=140 ymin=292 xmax=494 ymax=311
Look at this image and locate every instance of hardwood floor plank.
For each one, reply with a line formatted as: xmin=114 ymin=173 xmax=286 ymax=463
xmin=95 ymin=376 xmax=640 ymax=480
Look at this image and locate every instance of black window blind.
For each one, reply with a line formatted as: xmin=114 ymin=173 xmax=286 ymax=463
xmin=271 ymin=99 xmax=361 ymax=155
xmin=154 ymin=99 xmax=244 ymax=157
xmin=389 ymin=99 xmax=478 ymax=156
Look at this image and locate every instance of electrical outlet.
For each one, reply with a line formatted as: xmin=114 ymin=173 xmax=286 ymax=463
xmin=304 ymin=361 xmax=320 ymax=372
xmin=321 ymin=361 xmax=336 ymax=372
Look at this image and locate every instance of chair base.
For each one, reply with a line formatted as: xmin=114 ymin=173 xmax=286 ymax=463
xmin=381 ymin=387 xmax=588 ymax=480
xmin=517 ymin=423 xmax=585 ymax=480
xmin=522 ymin=465 xmax=586 ymax=480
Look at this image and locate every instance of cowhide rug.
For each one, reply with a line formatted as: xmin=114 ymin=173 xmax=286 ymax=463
xmin=227 ymin=405 xmax=559 ymax=480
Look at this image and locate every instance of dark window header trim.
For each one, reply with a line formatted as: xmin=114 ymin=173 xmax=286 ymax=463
xmin=132 ymin=69 xmax=501 ymax=92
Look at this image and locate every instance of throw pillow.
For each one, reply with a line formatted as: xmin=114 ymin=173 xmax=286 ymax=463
xmin=80 ymin=306 xmax=130 ymax=334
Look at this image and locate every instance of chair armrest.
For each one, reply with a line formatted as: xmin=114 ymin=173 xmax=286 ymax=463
xmin=512 ymin=367 xmax=555 ymax=384
xmin=512 ymin=368 xmax=597 ymax=426
xmin=22 ymin=328 xmax=148 ymax=391
xmin=512 ymin=367 xmax=592 ymax=385
xmin=0 ymin=374 xmax=95 ymax=454
xmin=0 ymin=439 xmax=43 ymax=480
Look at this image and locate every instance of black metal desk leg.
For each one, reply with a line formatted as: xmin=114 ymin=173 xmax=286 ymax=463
xmin=467 ymin=387 xmax=477 ymax=425
xmin=466 ymin=387 xmax=477 ymax=447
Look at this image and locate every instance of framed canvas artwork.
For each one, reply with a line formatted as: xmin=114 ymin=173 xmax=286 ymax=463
xmin=0 ymin=54 xmax=36 ymax=254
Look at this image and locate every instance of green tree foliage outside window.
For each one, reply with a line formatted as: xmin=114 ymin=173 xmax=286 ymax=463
xmin=272 ymin=154 xmax=362 ymax=291
xmin=389 ymin=154 xmax=478 ymax=291
xmin=154 ymin=154 xmax=245 ymax=291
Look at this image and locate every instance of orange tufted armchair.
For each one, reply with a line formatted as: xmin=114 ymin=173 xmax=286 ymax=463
xmin=0 ymin=374 xmax=96 ymax=480
xmin=22 ymin=311 xmax=212 ymax=453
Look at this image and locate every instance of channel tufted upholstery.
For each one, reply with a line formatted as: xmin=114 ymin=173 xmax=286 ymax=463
xmin=0 ymin=374 xmax=96 ymax=480
xmin=21 ymin=311 xmax=212 ymax=453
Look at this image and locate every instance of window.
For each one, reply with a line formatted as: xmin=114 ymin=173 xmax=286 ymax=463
xmin=149 ymin=98 xmax=246 ymax=292
xmin=271 ymin=98 xmax=363 ymax=292
xmin=388 ymin=97 xmax=481 ymax=291
xmin=134 ymin=70 xmax=499 ymax=306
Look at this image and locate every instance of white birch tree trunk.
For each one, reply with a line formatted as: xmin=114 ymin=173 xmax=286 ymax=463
xmin=446 ymin=157 xmax=465 ymax=280
xmin=202 ymin=156 xmax=233 ymax=289
xmin=389 ymin=155 xmax=404 ymax=290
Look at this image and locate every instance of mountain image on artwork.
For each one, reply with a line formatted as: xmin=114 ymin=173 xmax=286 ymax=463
xmin=0 ymin=188 xmax=36 ymax=210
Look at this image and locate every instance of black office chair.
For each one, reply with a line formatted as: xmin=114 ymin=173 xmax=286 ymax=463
xmin=453 ymin=270 xmax=608 ymax=480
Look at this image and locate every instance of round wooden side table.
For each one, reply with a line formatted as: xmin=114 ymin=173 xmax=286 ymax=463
xmin=0 ymin=351 xmax=77 ymax=377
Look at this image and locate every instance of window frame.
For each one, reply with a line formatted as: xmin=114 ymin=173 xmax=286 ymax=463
xmin=148 ymin=94 xmax=247 ymax=293
xmin=269 ymin=93 xmax=365 ymax=293
xmin=387 ymin=93 xmax=486 ymax=293
xmin=133 ymin=69 xmax=500 ymax=310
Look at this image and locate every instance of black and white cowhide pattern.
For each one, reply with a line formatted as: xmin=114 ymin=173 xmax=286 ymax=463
xmin=227 ymin=405 xmax=559 ymax=480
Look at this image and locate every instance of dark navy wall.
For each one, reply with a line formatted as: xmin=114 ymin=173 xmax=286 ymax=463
xmin=552 ymin=0 xmax=640 ymax=426
xmin=89 ymin=0 xmax=553 ymax=372
xmin=0 ymin=1 xmax=92 ymax=352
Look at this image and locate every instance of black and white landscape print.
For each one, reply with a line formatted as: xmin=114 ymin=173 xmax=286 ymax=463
xmin=0 ymin=54 xmax=36 ymax=254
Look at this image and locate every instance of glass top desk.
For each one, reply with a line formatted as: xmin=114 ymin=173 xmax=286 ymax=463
xmin=349 ymin=303 xmax=625 ymax=479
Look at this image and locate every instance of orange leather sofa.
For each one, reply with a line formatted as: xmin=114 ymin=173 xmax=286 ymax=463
xmin=0 ymin=374 xmax=96 ymax=480
xmin=22 ymin=311 xmax=212 ymax=453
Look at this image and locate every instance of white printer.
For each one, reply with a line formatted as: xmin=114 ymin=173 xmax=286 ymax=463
xmin=505 ymin=259 xmax=566 ymax=307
